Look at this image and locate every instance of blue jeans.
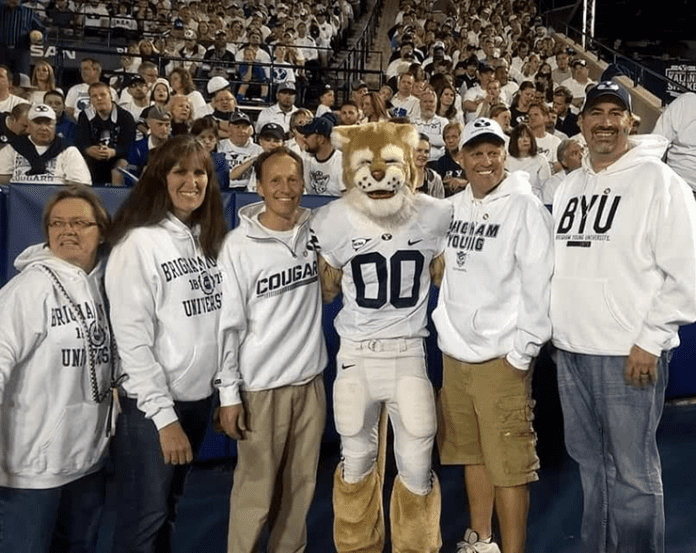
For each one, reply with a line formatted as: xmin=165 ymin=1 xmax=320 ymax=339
xmin=0 ymin=470 xmax=105 ymax=553
xmin=110 ymin=396 xmax=213 ymax=553
xmin=556 ymin=349 xmax=669 ymax=553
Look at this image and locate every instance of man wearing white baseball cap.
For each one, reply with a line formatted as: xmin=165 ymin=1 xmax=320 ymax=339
xmin=433 ymin=117 xmax=553 ymax=553
xmin=0 ymin=103 xmax=91 ymax=185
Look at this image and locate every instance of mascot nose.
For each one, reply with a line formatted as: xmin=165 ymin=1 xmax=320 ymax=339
xmin=371 ymin=168 xmax=385 ymax=181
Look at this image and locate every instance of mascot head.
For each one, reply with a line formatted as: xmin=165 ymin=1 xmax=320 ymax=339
xmin=332 ymin=122 xmax=420 ymax=228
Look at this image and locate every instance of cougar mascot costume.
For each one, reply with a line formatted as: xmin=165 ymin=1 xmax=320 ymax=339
xmin=311 ymin=122 xmax=452 ymax=552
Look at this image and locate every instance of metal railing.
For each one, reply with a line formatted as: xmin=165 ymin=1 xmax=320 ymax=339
xmin=333 ymin=0 xmax=385 ymax=94
xmin=40 ymin=4 xmax=386 ymax=105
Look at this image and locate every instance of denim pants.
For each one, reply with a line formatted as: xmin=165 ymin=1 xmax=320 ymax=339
xmin=556 ymin=349 xmax=669 ymax=553
xmin=110 ymin=396 xmax=213 ymax=553
xmin=0 ymin=470 xmax=105 ymax=553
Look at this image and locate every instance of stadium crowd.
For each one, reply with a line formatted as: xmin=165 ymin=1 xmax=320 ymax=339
xmin=0 ymin=0 xmax=648 ymax=198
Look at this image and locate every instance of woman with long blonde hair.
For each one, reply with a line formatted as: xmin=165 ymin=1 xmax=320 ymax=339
xmin=360 ymin=91 xmax=390 ymax=123
xmin=30 ymin=61 xmax=57 ymax=104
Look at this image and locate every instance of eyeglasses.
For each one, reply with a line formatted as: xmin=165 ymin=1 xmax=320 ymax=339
xmin=48 ymin=219 xmax=99 ymax=230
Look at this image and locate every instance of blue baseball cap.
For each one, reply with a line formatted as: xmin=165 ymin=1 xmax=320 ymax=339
xmin=297 ymin=117 xmax=333 ymax=137
xmin=582 ymin=81 xmax=632 ymax=113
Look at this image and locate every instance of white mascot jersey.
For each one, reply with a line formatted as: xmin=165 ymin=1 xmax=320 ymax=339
xmin=312 ymin=194 xmax=449 ymax=340
xmin=310 ymin=121 xmax=452 ymax=341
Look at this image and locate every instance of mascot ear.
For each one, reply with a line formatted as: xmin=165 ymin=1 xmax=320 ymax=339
xmin=395 ymin=123 xmax=420 ymax=192
xmin=331 ymin=124 xmax=359 ymax=151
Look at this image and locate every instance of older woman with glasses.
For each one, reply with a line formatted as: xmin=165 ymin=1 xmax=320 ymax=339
xmin=0 ymin=186 xmax=116 ymax=553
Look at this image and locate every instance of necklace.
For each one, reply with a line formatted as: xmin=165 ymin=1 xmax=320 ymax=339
xmin=40 ymin=264 xmax=125 ymax=405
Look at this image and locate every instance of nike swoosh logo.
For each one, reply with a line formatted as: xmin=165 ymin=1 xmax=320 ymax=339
xmin=407 ymin=239 xmax=423 ymax=246
xmin=341 ymin=364 xmax=356 ymax=370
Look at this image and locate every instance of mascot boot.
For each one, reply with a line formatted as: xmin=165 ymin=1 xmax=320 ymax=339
xmin=389 ymin=473 xmax=442 ymax=553
xmin=333 ymin=463 xmax=385 ymax=553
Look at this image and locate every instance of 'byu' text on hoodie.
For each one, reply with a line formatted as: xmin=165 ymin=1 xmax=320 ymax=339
xmin=551 ymin=134 xmax=696 ymax=356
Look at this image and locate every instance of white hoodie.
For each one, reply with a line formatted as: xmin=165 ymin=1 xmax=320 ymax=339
xmin=551 ymin=134 xmax=696 ymax=356
xmin=433 ymin=171 xmax=554 ymax=370
xmin=652 ymin=92 xmax=696 ymax=192
xmin=217 ymin=203 xmax=327 ymax=406
xmin=105 ymin=214 xmax=224 ymax=430
xmin=0 ymin=245 xmax=111 ymax=489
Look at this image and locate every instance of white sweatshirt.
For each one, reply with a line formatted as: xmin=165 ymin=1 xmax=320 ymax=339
xmin=506 ymin=154 xmax=551 ymax=201
xmin=652 ymin=92 xmax=696 ymax=191
xmin=218 ymin=139 xmax=263 ymax=190
xmin=433 ymin=171 xmax=554 ymax=370
xmin=0 ymin=143 xmax=92 ymax=186
xmin=551 ymin=134 xmax=696 ymax=356
xmin=0 ymin=245 xmax=111 ymax=488
xmin=217 ymin=203 xmax=327 ymax=406
xmin=105 ymin=214 xmax=224 ymax=430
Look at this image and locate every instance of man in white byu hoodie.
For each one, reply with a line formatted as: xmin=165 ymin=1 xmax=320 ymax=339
xmin=551 ymin=81 xmax=696 ymax=553
xmin=433 ymin=117 xmax=554 ymax=553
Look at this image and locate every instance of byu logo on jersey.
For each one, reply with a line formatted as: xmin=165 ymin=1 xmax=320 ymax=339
xmin=273 ymin=68 xmax=289 ymax=82
xmin=77 ymin=97 xmax=90 ymax=112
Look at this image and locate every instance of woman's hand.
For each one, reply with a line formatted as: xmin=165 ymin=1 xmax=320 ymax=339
xmin=158 ymin=421 xmax=193 ymax=465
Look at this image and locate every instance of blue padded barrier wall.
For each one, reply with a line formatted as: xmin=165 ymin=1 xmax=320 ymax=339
xmin=2 ymin=186 xmax=696 ymax=461
xmin=5 ymin=185 xmax=236 ymax=280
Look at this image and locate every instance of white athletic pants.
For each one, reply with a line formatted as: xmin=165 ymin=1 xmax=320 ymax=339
xmin=333 ymin=337 xmax=437 ymax=495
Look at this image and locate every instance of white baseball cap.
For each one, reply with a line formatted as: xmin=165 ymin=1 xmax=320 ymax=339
xmin=207 ymin=76 xmax=230 ymax=95
xmin=28 ymin=103 xmax=56 ymax=122
xmin=462 ymin=117 xmax=506 ymax=147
